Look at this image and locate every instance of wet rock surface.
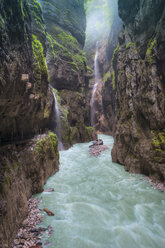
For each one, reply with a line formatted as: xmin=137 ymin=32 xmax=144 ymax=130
xmin=89 ymin=139 xmax=109 ymax=157
xmin=0 ymin=0 xmax=53 ymax=145
xmin=10 ymin=197 xmax=54 ymax=248
xmin=112 ymin=0 xmax=165 ymax=184
xmin=10 ymin=198 xmax=43 ymax=248
xmin=0 ymin=134 xmax=59 ymax=247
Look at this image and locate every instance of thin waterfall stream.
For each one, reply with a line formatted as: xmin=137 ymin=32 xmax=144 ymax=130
xmin=90 ymin=43 xmax=100 ymax=127
xmin=36 ymin=135 xmax=165 ymax=248
xmin=52 ymin=90 xmax=64 ymax=150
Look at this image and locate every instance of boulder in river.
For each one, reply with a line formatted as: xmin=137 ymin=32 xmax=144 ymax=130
xmin=89 ymin=139 xmax=103 ymax=147
xmin=89 ymin=139 xmax=109 ymax=156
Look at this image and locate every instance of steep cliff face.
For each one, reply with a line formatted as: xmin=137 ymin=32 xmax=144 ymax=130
xmin=0 ymin=0 xmax=93 ymax=246
xmin=0 ymin=0 xmax=54 ymax=145
xmin=0 ymin=1 xmax=59 ymax=246
xmin=40 ymin=0 xmax=96 ymax=146
xmin=84 ymin=0 xmax=122 ymax=133
xmin=0 ymin=132 xmax=59 ymax=247
xmin=112 ymin=0 xmax=165 ymax=183
xmin=41 ymin=0 xmax=86 ymax=47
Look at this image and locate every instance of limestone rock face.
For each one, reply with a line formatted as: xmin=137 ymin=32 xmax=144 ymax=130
xmin=0 ymin=0 xmax=53 ymax=145
xmin=40 ymin=0 xmax=86 ymax=47
xmin=112 ymin=0 xmax=165 ymax=183
xmin=39 ymin=0 xmax=96 ymax=146
xmin=0 ymin=0 xmax=93 ymax=246
xmin=0 ymin=133 xmax=59 ymax=247
xmin=85 ymin=0 xmax=122 ymax=134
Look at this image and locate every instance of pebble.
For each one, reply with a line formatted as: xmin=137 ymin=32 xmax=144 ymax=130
xmin=10 ymin=197 xmax=53 ymax=248
xmin=89 ymin=145 xmax=109 ymax=157
xmin=146 ymin=177 xmax=165 ymax=192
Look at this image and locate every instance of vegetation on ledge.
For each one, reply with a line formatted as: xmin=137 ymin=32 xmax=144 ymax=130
xmin=46 ymin=27 xmax=87 ymax=72
xmin=35 ymin=132 xmax=59 ymax=161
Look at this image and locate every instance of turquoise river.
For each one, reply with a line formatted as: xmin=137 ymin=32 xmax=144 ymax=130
xmin=37 ymin=135 xmax=165 ymax=248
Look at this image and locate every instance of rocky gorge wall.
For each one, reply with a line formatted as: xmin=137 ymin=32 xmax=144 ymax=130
xmin=84 ymin=0 xmax=122 ymax=133
xmin=0 ymin=0 xmax=54 ymax=145
xmin=0 ymin=0 xmax=95 ymax=246
xmin=111 ymin=0 xmax=165 ymax=183
xmin=39 ymin=0 xmax=96 ymax=147
xmin=0 ymin=132 xmax=59 ymax=247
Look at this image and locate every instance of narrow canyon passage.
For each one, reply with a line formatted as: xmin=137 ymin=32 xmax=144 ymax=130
xmin=37 ymin=135 xmax=165 ymax=248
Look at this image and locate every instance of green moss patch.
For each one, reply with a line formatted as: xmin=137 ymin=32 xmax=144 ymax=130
xmin=152 ymin=130 xmax=165 ymax=150
xmin=30 ymin=0 xmax=45 ymax=33
xmin=32 ymin=34 xmax=48 ymax=92
xmin=103 ymin=71 xmax=111 ymax=82
xmin=126 ymin=42 xmax=135 ymax=49
xmin=46 ymin=28 xmax=87 ymax=72
xmin=85 ymin=126 xmax=95 ymax=139
xmin=146 ymin=38 xmax=157 ymax=64
xmin=35 ymin=132 xmax=59 ymax=161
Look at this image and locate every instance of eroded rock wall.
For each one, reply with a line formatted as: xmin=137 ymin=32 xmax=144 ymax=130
xmin=84 ymin=0 xmax=122 ymax=133
xmin=112 ymin=0 xmax=165 ymax=183
xmin=0 ymin=132 xmax=59 ymax=247
xmin=0 ymin=0 xmax=54 ymax=145
xmin=0 ymin=1 xmax=95 ymax=245
xmin=40 ymin=0 xmax=96 ymax=146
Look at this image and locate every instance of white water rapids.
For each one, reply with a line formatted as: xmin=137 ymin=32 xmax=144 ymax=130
xmin=36 ymin=135 xmax=165 ymax=248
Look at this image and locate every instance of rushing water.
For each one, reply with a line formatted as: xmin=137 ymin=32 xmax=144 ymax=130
xmin=52 ymin=90 xmax=64 ymax=150
xmin=90 ymin=44 xmax=100 ymax=126
xmin=37 ymin=135 xmax=165 ymax=248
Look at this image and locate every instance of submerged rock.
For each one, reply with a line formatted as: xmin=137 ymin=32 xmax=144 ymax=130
xmin=44 ymin=188 xmax=55 ymax=192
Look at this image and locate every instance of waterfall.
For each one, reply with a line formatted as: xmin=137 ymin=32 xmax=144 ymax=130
xmin=90 ymin=43 xmax=99 ymax=126
xmin=52 ymin=89 xmax=64 ymax=150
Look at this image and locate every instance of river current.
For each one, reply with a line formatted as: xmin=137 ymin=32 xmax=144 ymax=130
xmin=37 ymin=135 xmax=165 ymax=248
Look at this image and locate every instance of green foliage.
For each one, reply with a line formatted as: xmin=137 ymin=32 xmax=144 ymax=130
xmin=30 ymin=0 xmax=45 ymax=33
xmin=126 ymin=42 xmax=135 ymax=49
xmin=103 ymin=71 xmax=111 ymax=82
xmin=108 ymin=43 xmax=119 ymax=89
xmin=35 ymin=132 xmax=59 ymax=160
xmin=74 ymin=52 xmax=87 ymax=71
xmin=57 ymin=31 xmax=79 ymax=50
xmin=17 ymin=0 xmax=25 ymax=19
xmin=85 ymin=126 xmax=95 ymax=139
xmin=32 ymin=34 xmax=48 ymax=92
xmin=47 ymin=30 xmax=87 ymax=72
xmin=111 ymin=43 xmax=119 ymax=65
xmin=112 ymin=71 xmax=115 ymax=90
xmin=44 ymin=104 xmax=49 ymax=118
xmin=87 ymin=65 xmax=93 ymax=74
xmin=146 ymin=38 xmax=157 ymax=64
xmin=152 ymin=130 xmax=165 ymax=150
